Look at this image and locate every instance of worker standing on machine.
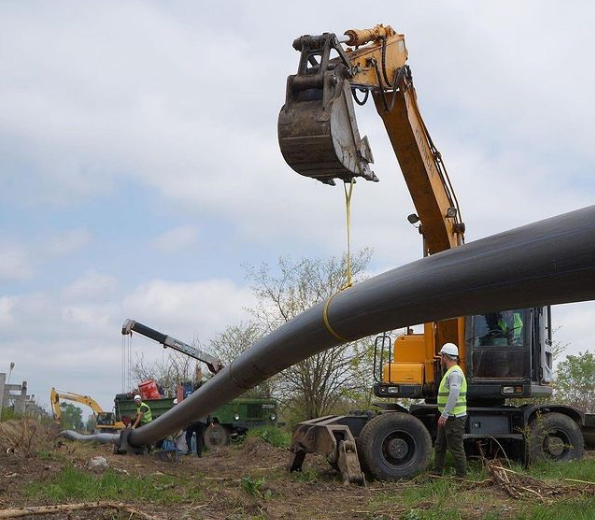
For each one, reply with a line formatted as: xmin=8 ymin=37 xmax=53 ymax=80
xmin=432 ymin=343 xmax=467 ymax=479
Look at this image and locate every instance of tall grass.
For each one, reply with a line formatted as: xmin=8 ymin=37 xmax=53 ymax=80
xmin=26 ymin=466 xmax=203 ymax=504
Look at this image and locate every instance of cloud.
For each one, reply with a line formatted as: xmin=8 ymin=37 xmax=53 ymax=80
xmin=0 ymin=296 xmax=15 ymax=326
xmin=45 ymin=229 xmax=92 ymax=258
xmin=62 ymin=270 xmax=118 ymax=301
xmin=122 ymin=278 xmax=256 ymax=339
xmin=153 ymin=226 xmax=198 ymax=252
xmin=0 ymin=243 xmax=34 ymax=281
xmin=0 ymin=229 xmax=91 ymax=282
xmin=552 ymin=302 xmax=595 ymax=360
xmin=1 ymin=1 xmax=592 ymax=264
xmin=1 ymin=270 xmax=256 ymax=411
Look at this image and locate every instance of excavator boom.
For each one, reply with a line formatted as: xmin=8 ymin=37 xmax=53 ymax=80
xmin=278 ymin=24 xmax=464 ymax=254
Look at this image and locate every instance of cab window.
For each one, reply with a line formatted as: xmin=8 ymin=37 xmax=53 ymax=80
xmin=466 ymin=310 xmax=528 ymax=379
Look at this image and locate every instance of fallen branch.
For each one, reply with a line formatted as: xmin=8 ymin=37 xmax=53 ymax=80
xmin=0 ymin=501 xmax=162 ymax=519
xmin=564 ymin=478 xmax=595 ymax=486
xmin=482 ymin=459 xmax=595 ymax=502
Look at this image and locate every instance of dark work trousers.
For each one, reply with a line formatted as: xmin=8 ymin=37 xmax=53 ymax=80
xmin=433 ymin=416 xmax=467 ymax=477
xmin=185 ymin=422 xmax=207 ymax=456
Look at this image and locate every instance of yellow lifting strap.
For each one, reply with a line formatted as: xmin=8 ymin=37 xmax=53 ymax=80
xmin=343 ymin=178 xmax=355 ymax=289
xmin=322 ymin=178 xmax=355 ymax=343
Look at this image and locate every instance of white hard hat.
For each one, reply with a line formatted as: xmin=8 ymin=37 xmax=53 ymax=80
xmin=173 ymin=398 xmax=178 ymax=405
xmin=439 ymin=343 xmax=459 ymax=357
xmin=133 ymin=394 xmax=142 ymax=401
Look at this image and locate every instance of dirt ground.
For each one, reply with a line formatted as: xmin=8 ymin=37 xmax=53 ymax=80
xmin=0 ymin=420 xmax=593 ymax=520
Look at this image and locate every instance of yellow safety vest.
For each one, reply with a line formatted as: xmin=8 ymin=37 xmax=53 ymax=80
xmin=136 ymin=402 xmax=153 ymax=425
xmin=498 ymin=313 xmax=523 ymax=340
xmin=437 ymin=365 xmax=467 ymax=416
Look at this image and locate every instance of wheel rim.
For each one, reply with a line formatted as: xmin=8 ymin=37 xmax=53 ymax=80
xmin=206 ymin=425 xmax=227 ymax=447
xmin=542 ymin=429 xmax=571 ymax=459
xmin=380 ymin=430 xmax=416 ymax=468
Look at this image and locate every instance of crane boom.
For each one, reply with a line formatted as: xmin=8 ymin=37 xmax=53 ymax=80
xmin=121 ymin=319 xmax=224 ymax=374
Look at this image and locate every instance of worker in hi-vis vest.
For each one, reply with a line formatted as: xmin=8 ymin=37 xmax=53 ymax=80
xmin=132 ymin=394 xmax=153 ymax=429
xmin=432 ymin=343 xmax=467 ymax=478
xmin=498 ymin=309 xmax=523 ymax=344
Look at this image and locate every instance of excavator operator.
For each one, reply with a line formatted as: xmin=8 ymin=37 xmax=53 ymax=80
xmin=497 ymin=310 xmax=523 ymax=345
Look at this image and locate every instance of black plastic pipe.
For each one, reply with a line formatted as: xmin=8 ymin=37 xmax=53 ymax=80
xmin=58 ymin=430 xmax=119 ymax=444
xmin=122 ymin=205 xmax=595 ymax=447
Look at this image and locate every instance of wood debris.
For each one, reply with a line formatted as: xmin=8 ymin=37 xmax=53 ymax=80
xmin=0 ymin=501 xmax=163 ymax=519
xmin=484 ymin=459 xmax=595 ymax=502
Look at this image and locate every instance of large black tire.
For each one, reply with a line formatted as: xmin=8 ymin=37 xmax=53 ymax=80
xmin=528 ymin=412 xmax=584 ymax=463
xmin=204 ymin=423 xmax=231 ymax=449
xmin=357 ymin=413 xmax=432 ymax=481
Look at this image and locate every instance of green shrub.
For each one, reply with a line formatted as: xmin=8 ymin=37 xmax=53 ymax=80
xmin=240 ymin=477 xmax=271 ymax=499
xmin=0 ymin=408 xmax=22 ymax=422
xmin=246 ymin=425 xmax=291 ymax=448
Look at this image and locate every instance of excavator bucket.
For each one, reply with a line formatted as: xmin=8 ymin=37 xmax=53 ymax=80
xmin=278 ymin=34 xmax=377 ymax=185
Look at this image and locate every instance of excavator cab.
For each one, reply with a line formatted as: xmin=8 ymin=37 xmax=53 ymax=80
xmin=278 ymin=33 xmax=376 ymax=185
xmin=374 ymin=307 xmax=554 ymax=403
xmin=464 ymin=307 xmax=554 ymax=399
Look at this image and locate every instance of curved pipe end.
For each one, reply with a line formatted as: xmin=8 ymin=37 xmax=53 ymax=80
xmin=58 ymin=429 xmax=120 ymax=445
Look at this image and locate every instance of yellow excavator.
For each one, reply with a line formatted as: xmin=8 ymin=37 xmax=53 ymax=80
xmin=50 ymin=388 xmax=125 ymax=432
xmin=279 ymin=24 xmax=584 ymax=482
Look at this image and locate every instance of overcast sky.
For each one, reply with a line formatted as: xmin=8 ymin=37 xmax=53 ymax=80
xmin=1 ymin=1 xmax=594 ymax=413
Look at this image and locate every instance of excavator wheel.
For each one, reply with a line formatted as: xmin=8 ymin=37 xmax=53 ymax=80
xmin=527 ymin=412 xmax=584 ymax=463
xmin=357 ymin=412 xmax=432 ymax=481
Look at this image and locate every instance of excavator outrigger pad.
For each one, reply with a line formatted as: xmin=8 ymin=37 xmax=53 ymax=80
xmin=289 ymin=414 xmax=368 ymax=485
xmin=278 ymin=33 xmax=376 ymax=186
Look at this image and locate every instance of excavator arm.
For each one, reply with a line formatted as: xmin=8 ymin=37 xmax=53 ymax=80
xmin=50 ymin=387 xmax=61 ymax=421
xmin=278 ymin=24 xmax=464 ymax=255
xmin=121 ymin=319 xmax=224 ymax=375
xmin=51 ymin=387 xmax=104 ymax=419
xmin=279 ymin=24 xmax=468 ymax=393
